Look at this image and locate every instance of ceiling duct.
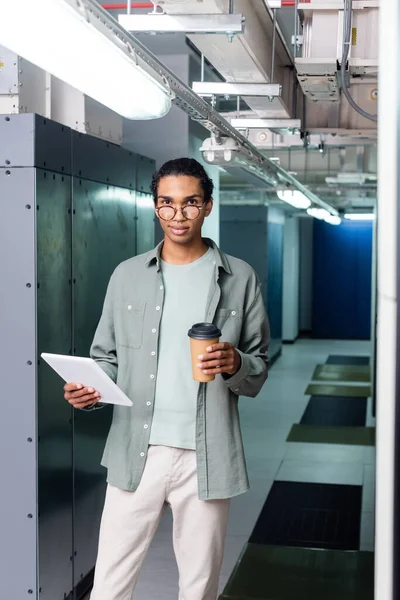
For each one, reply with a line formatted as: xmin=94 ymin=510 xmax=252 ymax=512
xmin=325 ymin=146 xmax=377 ymax=187
xmin=160 ymin=0 xmax=294 ymax=119
xmin=97 ymin=0 xmax=335 ymax=213
xmin=296 ymin=0 xmax=378 ymax=131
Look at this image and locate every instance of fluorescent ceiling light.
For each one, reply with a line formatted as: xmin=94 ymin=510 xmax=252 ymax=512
xmin=326 ymin=173 xmax=378 ymax=187
xmin=277 ymin=190 xmax=311 ymax=209
xmin=307 ymin=207 xmax=331 ymax=220
xmin=324 ymin=214 xmax=342 ymax=226
xmin=192 ymin=82 xmax=281 ymax=98
xmin=0 ymin=0 xmax=172 ymax=120
xmin=308 ymin=207 xmax=341 ymax=225
xmin=231 ymin=118 xmax=301 ymax=132
xmin=344 ymin=213 xmax=375 ymax=221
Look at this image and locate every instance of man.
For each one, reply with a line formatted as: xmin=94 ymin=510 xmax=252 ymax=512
xmin=64 ymin=158 xmax=270 ymax=600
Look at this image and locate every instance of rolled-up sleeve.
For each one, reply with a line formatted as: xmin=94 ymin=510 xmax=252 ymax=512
xmin=224 ymin=283 xmax=270 ymax=398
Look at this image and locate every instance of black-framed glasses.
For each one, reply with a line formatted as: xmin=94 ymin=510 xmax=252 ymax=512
xmin=155 ymin=202 xmax=206 ymax=221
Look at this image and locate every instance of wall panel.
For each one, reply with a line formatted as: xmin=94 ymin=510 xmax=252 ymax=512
xmin=299 ymin=218 xmax=314 ymax=333
xmin=72 ymin=180 xmax=137 ymax=588
xmin=36 ymin=170 xmax=74 ymax=600
xmin=136 ymin=192 xmax=156 ymax=255
xmin=0 ymin=113 xmax=156 ymax=599
xmin=0 ymin=167 xmax=38 ymax=599
xmin=220 ymin=205 xmax=268 ymax=302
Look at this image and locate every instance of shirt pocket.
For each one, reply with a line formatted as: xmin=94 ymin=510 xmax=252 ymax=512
xmin=213 ymin=308 xmax=244 ymax=347
xmin=115 ymin=300 xmax=146 ymax=349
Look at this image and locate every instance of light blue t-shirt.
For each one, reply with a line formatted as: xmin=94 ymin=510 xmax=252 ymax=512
xmin=149 ymin=248 xmax=215 ymax=449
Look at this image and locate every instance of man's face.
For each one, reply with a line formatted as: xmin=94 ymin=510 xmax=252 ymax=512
xmin=155 ymin=175 xmax=213 ymax=245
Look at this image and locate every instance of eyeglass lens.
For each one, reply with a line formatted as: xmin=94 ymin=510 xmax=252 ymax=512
xmin=158 ymin=205 xmax=201 ymax=221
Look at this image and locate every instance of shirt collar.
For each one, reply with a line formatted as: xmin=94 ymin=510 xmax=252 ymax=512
xmin=144 ymin=238 xmax=232 ymax=275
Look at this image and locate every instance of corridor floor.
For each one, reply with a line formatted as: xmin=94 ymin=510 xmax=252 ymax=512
xmin=83 ymin=339 xmax=374 ymax=600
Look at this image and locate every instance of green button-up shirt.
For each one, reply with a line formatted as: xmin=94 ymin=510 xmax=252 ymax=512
xmin=90 ymin=239 xmax=270 ymax=500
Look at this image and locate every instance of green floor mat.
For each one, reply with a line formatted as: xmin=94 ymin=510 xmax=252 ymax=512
xmin=312 ymin=364 xmax=371 ymax=383
xmin=305 ymin=383 xmax=371 ymax=398
xmin=219 ymin=544 xmax=374 ymax=600
xmin=287 ymin=424 xmax=375 ymax=446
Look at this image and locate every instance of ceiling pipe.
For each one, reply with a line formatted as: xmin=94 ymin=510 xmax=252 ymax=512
xmin=266 ymin=0 xmax=310 ymax=6
xmin=101 ymin=3 xmax=157 ymax=10
xmin=101 ymin=1 xmax=309 ymax=10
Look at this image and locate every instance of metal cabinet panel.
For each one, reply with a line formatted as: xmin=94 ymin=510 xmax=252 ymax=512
xmin=0 ymin=113 xmax=158 ymax=599
xmin=312 ymin=220 xmax=373 ymax=339
xmin=72 ymin=130 xmax=136 ymax=188
xmin=34 ymin=116 xmax=72 ymax=174
xmin=0 ymin=113 xmax=72 ymax=173
xmin=220 ymin=204 xmax=284 ymax=361
xmin=36 ymin=170 xmax=74 ymax=600
xmin=220 ymin=205 xmax=268 ymax=302
xmin=136 ymin=192 xmax=155 ymax=254
xmin=136 ymin=154 xmax=156 ymax=193
xmin=0 ymin=113 xmax=36 ymax=167
xmin=0 ymin=168 xmax=38 ymax=598
xmin=72 ymin=180 xmax=137 ymax=587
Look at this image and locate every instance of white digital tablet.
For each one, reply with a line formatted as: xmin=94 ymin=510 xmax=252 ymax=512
xmin=41 ymin=353 xmax=133 ymax=407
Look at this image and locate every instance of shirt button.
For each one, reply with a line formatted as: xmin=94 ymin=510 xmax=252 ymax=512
xmin=147 ymin=401 xmax=151 ymax=406
xmin=160 ymin=285 xmax=164 ymax=290
xmin=128 ymin=305 xmax=132 ymax=310
xmin=152 ymin=329 xmax=156 ymax=333
xmin=144 ymin=424 xmax=148 ymax=429
xmin=151 ymin=351 xmax=156 ymax=356
xmin=150 ymin=374 xmax=155 ymax=379
xmin=140 ymin=452 xmax=145 ymax=457
xmin=156 ymin=306 xmax=161 ymax=311
xmin=231 ymin=311 xmax=236 ymax=316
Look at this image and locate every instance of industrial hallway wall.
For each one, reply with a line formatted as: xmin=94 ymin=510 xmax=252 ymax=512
xmin=312 ymin=219 xmax=373 ymax=339
xmin=0 ymin=114 xmax=155 ymax=600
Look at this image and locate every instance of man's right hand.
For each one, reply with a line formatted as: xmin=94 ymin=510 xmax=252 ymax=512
xmin=64 ymin=383 xmax=101 ymax=409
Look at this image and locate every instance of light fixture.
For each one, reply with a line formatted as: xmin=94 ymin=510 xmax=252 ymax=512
xmin=200 ymin=136 xmax=279 ymax=187
xmin=206 ymin=151 xmax=215 ymax=163
xmin=200 ymin=136 xmax=339 ymax=216
xmin=277 ymin=190 xmax=311 ymax=209
xmin=307 ymin=207 xmax=341 ymax=225
xmin=0 ymin=0 xmax=173 ymax=120
xmin=307 ymin=207 xmax=330 ymax=220
xmin=324 ymin=214 xmax=342 ymax=226
xmin=326 ymin=173 xmax=378 ymax=186
xmin=224 ymin=149 xmax=233 ymax=162
xmin=344 ymin=213 xmax=375 ymax=221
xmin=200 ymin=137 xmax=242 ymax=166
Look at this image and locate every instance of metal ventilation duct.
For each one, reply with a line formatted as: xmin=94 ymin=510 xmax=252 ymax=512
xmin=95 ymin=0 xmax=335 ymax=213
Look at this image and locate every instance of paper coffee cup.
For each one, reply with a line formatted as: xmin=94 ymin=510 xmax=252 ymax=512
xmin=188 ymin=323 xmax=222 ymax=382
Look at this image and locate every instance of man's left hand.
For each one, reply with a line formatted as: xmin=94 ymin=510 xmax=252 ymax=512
xmin=197 ymin=342 xmax=241 ymax=376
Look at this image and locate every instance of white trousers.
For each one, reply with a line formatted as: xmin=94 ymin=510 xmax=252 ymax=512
xmin=90 ymin=445 xmax=230 ymax=600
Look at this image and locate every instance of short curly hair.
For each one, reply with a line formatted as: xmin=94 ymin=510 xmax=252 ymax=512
xmin=150 ymin=158 xmax=214 ymax=204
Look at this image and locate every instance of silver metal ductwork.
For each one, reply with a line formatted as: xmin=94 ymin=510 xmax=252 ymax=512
xmin=85 ymin=0 xmax=336 ymax=214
